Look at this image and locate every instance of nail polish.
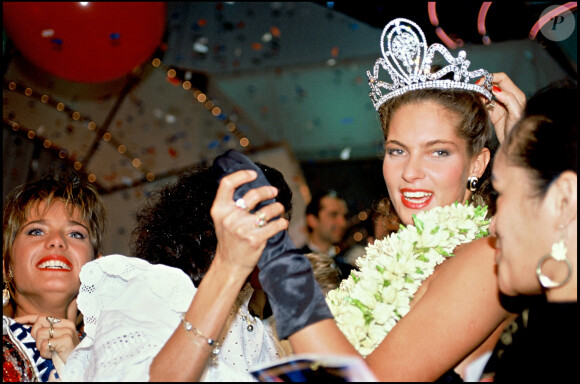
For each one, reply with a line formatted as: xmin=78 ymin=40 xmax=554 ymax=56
xmin=493 ymin=86 xmax=501 ymax=93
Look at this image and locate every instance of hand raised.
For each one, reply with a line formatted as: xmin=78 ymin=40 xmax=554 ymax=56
xmin=478 ymin=72 xmax=526 ymax=143
xmin=15 ymin=308 xmax=80 ymax=362
xmin=210 ymin=169 xmax=289 ymax=279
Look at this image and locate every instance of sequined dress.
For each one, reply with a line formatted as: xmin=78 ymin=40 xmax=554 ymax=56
xmin=3 ymin=316 xmax=55 ymax=382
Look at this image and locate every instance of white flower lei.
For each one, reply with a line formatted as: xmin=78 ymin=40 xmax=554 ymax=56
xmin=326 ymin=202 xmax=490 ymax=357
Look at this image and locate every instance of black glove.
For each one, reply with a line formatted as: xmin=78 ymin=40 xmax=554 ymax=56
xmin=212 ymin=149 xmax=333 ymax=339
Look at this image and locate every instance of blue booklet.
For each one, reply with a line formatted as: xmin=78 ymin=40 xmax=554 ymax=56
xmin=250 ymin=354 xmax=377 ymax=382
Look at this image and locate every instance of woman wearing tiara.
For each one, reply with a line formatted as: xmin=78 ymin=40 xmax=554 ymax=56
xmin=252 ymin=18 xmax=530 ymax=381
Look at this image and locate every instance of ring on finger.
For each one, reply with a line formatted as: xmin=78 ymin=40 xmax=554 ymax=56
xmin=46 ymin=316 xmax=61 ymax=325
xmin=235 ymin=198 xmax=248 ymax=211
xmin=486 ymin=100 xmax=496 ymax=110
xmin=48 ymin=339 xmax=55 ymax=352
xmin=255 ymin=211 xmax=267 ymax=228
xmin=49 ymin=324 xmax=54 ymax=339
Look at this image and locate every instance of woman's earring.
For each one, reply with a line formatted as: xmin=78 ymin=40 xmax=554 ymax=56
xmin=536 ymin=225 xmax=572 ymax=289
xmin=467 ymin=176 xmax=479 ymax=192
xmin=2 ymin=282 xmax=9 ymax=307
xmin=3 ymin=269 xmax=13 ymax=307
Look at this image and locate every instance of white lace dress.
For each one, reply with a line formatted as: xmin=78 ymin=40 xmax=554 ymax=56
xmin=61 ymin=254 xmax=291 ymax=382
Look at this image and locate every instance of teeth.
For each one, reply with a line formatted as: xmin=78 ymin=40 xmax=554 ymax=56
xmin=403 ymin=191 xmax=433 ymax=198
xmin=38 ymin=260 xmax=71 ymax=270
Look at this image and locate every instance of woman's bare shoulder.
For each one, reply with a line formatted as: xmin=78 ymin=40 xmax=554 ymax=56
xmin=442 ymin=236 xmax=496 ymax=271
xmin=368 ymin=236 xmax=508 ymax=381
xmin=412 ymin=237 xmax=496 ymax=306
xmin=429 ymin=236 xmax=501 ymax=301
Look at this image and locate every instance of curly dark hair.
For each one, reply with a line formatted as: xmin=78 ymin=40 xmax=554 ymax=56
xmin=131 ymin=162 xmax=292 ymax=287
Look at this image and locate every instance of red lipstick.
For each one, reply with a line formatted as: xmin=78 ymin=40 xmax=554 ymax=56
xmin=36 ymin=255 xmax=73 ymax=272
xmin=400 ymin=189 xmax=434 ymax=210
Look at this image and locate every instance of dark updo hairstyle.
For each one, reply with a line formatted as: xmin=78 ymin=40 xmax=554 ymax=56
xmin=502 ymin=80 xmax=577 ymax=197
xmin=131 ymin=162 xmax=293 ymax=287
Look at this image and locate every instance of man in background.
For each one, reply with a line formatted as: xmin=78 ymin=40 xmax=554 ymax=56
xmin=300 ymin=190 xmax=350 ymax=278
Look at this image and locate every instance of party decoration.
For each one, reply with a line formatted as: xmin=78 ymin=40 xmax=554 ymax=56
xmin=3 ymin=2 xmax=166 ymax=83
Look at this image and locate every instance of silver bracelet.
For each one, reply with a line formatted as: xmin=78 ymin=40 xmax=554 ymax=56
xmin=180 ymin=313 xmax=221 ymax=364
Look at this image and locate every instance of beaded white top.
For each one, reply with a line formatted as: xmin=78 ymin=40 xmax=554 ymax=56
xmin=61 ymin=254 xmax=291 ymax=382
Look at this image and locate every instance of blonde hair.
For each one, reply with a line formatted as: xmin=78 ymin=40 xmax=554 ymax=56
xmin=305 ymin=251 xmax=341 ymax=294
xmin=3 ymin=174 xmax=107 ymax=312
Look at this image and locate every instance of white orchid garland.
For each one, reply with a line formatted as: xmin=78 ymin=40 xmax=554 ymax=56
xmin=326 ymin=202 xmax=490 ymax=357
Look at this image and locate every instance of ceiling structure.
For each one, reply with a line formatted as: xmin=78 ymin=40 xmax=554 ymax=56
xmin=165 ymin=2 xmax=577 ymax=75
xmin=161 ymin=2 xmax=577 ymax=161
xmin=4 ymin=2 xmax=577 ymax=185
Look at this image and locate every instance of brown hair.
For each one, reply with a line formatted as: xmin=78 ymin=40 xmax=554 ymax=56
xmin=305 ymin=251 xmax=341 ymax=294
xmin=3 ymin=174 xmax=107 ymax=308
xmin=376 ymin=88 xmax=496 ymax=220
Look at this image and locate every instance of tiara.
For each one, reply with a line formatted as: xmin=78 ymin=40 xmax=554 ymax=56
xmin=367 ymin=18 xmax=493 ymax=111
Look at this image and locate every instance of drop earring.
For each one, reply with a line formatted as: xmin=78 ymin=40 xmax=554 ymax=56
xmin=3 ymin=268 xmax=13 ymax=307
xmin=536 ymin=225 xmax=572 ymax=289
xmin=467 ymin=176 xmax=479 ymax=192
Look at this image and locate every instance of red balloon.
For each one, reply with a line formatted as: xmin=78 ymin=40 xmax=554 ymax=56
xmin=3 ymin=2 xmax=166 ymax=83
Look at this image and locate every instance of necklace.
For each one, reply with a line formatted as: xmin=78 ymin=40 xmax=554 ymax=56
xmin=234 ymin=300 xmax=257 ymax=332
xmin=327 ymin=202 xmax=490 ymax=356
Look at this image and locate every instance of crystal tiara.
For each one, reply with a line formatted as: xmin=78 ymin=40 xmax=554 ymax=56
xmin=367 ymin=18 xmax=493 ymax=111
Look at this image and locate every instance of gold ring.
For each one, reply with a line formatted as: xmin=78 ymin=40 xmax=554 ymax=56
xmin=49 ymin=324 xmax=54 ymax=339
xmin=48 ymin=339 xmax=55 ymax=352
xmin=46 ymin=316 xmax=61 ymax=325
xmin=486 ymin=100 xmax=496 ymax=110
xmin=255 ymin=212 xmax=267 ymax=228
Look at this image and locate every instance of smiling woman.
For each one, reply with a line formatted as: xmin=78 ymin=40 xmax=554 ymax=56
xmin=378 ymin=90 xmax=494 ymax=225
xmin=383 ymin=100 xmax=488 ymax=221
xmin=3 ymin=174 xmax=106 ymax=382
xmin=257 ymin=18 xmax=531 ymax=382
